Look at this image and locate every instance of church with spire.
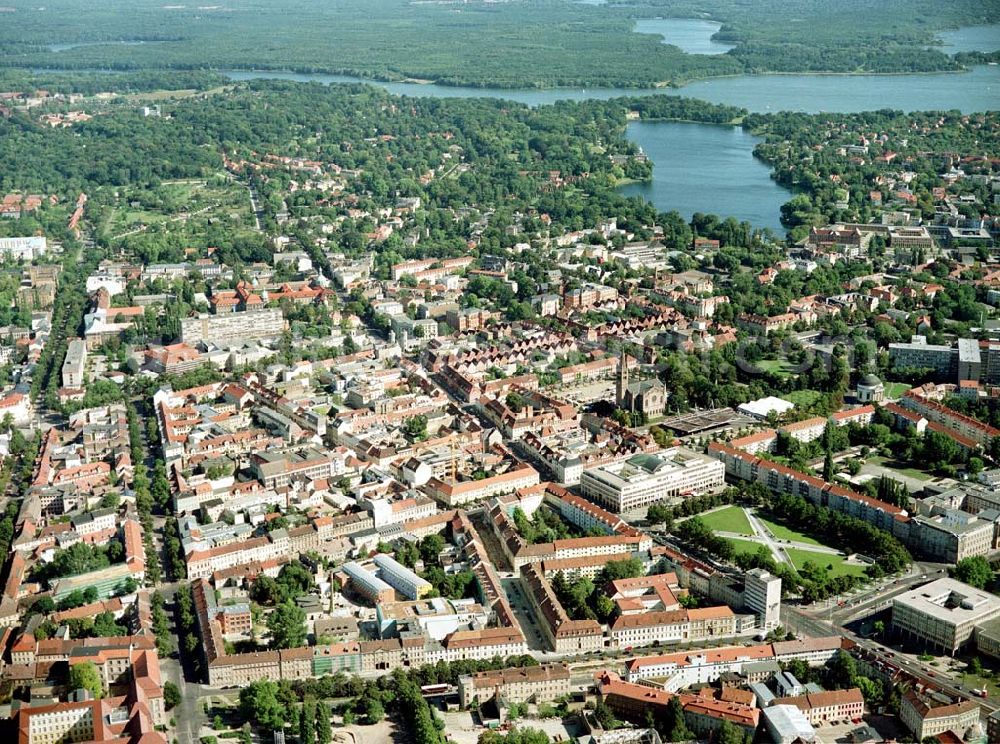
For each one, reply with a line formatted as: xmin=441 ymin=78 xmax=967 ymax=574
xmin=615 ymin=348 xmax=666 ymax=417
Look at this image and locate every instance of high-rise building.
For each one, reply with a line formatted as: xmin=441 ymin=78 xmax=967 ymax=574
xmin=888 ymin=336 xmax=956 ymax=379
xmin=61 ymin=338 xmax=87 ymax=388
xmin=744 ymin=568 xmax=782 ymax=631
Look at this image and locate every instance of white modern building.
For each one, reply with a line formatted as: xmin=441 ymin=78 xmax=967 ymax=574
xmin=744 ymin=568 xmax=782 ymax=631
xmin=86 ymin=272 xmax=128 ymax=297
xmin=579 ymin=449 xmax=725 ymax=512
xmin=0 ymin=236 xmax=47 ymax=260
xmin=892 ymin=577 xmax=1000 ymax=653
xmin=180 ymin=308 xmax=285 ymax=346
xmin=61 ymin=338 xmax=88 ymax=388
xmin=373 ymin=553 xmax=432 ymax=600
xmin=737 ymin=396 xmax=795 ymax=421
xmin=377 ymin=597 xmax=489 ymax=641
xmin=762 ymin=705 xmax=816 ymax=744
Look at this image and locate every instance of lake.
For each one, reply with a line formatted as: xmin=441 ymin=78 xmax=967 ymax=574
xmin=633 ymin=19 xmax=735 ymax=55
xmin=618 ymin=122 xmax=789 ymax=232
xmin=937 ymin=24 xmax=1000 ymax=54
xmin=224 ymin=64 xmax=999 ymax=114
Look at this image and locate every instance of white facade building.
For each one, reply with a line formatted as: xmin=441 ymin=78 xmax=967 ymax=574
xmin=373 ymin=553 xmax=432 ymax=600
xmin=579 ymin=449 xmax=725 ymax=512
xmin=744 ymin=568 xmax=782 ymax=631
xmin=62 ymin=338 xmax=88 ymax=388
xmin=0 ymin=236 xmax=47 ymax=260
xmin=180 ymin=308 xmax=285 ymax=346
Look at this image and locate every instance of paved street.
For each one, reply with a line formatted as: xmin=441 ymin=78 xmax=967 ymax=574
xmin=160 ymin=656 xmax=205 ymax=743
xmin=501 ymin=577 xmax=550 ymax=653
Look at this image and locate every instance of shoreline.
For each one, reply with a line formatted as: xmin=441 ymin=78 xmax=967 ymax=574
xmin=9 ymin=62 xmax=981 ymax=94
xmin=201 ymin=64 xmax=981 ymax=91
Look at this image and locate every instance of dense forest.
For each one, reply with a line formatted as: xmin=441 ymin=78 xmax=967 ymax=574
xmin=0 ymin=0 xmax=996 ymax=89
xmin=0 ymin=69 xmax=228 ymax=95
xmin=6 ymin=75 xmax=995 ymax=275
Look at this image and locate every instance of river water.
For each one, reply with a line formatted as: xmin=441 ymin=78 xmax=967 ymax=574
xmin=48 ymin=40 xmax=147 ymax=52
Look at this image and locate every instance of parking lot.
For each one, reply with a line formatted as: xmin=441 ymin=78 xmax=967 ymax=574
xmin=560 ymin=379 xmax=616 ymax=406
xmin=438 ymin=710 xmax=584 ymax=744
xmin=812 ymin=720 xmax=877 ymax=744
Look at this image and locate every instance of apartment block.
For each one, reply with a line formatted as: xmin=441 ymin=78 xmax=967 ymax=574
xmin=598 ymin=673 xmax=759 ymax=738
xmin=61 ymin=338 xmax=87 ymax=388
xmin=186 ymin=534 xmax=286 ymax=581
xmin=0 ymin=236 xmax=46 ymax=260
xmin=889 ymin=336 xmax=956 ymax=378
xmin=425 ymin=464 xmax=540 ymax=507
xmin=519 ymin=563 xmax=603 ymax=654
xmin=771 ymin=637 xmax=845 ymax=666
xmin=625 ymin=643 xmax=776 ymax=689
xmin=773 ymin=689 xmax=864 ymax=726
xmin=251 ymin=448 xmax=339 ymax=489
xmin=391 ymin=256 xmax=473 ymax=282
xmin=490 ymin=501 xmax=651 ymax=571
xmin=709 ymin=442 xmax=906 ymax=535
xmin=10 ymin=637 xmax=166 ymax=744
xmin=899 ymin=390 xmax=1000 ymax=447
xmin=899 ymin=690 xmax=981 ymax=741
xmin=910 ymin=511 xmax=994 ymax=563
xmin=682 ymin=696 xmax=761 ymax=739
xmin=780 ymin=416 xmax=827 ymax=444
xmin=144 ymin=342 xmax=205 ymax=375
xmin=608 ymin=606 xmax=738 ymax=649
xmin=180 ymin=307 xmax=285 ymax=345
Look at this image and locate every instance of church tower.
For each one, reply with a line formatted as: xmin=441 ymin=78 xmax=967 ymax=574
xmin=616 ymin=347 xmax=628 ymax=408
